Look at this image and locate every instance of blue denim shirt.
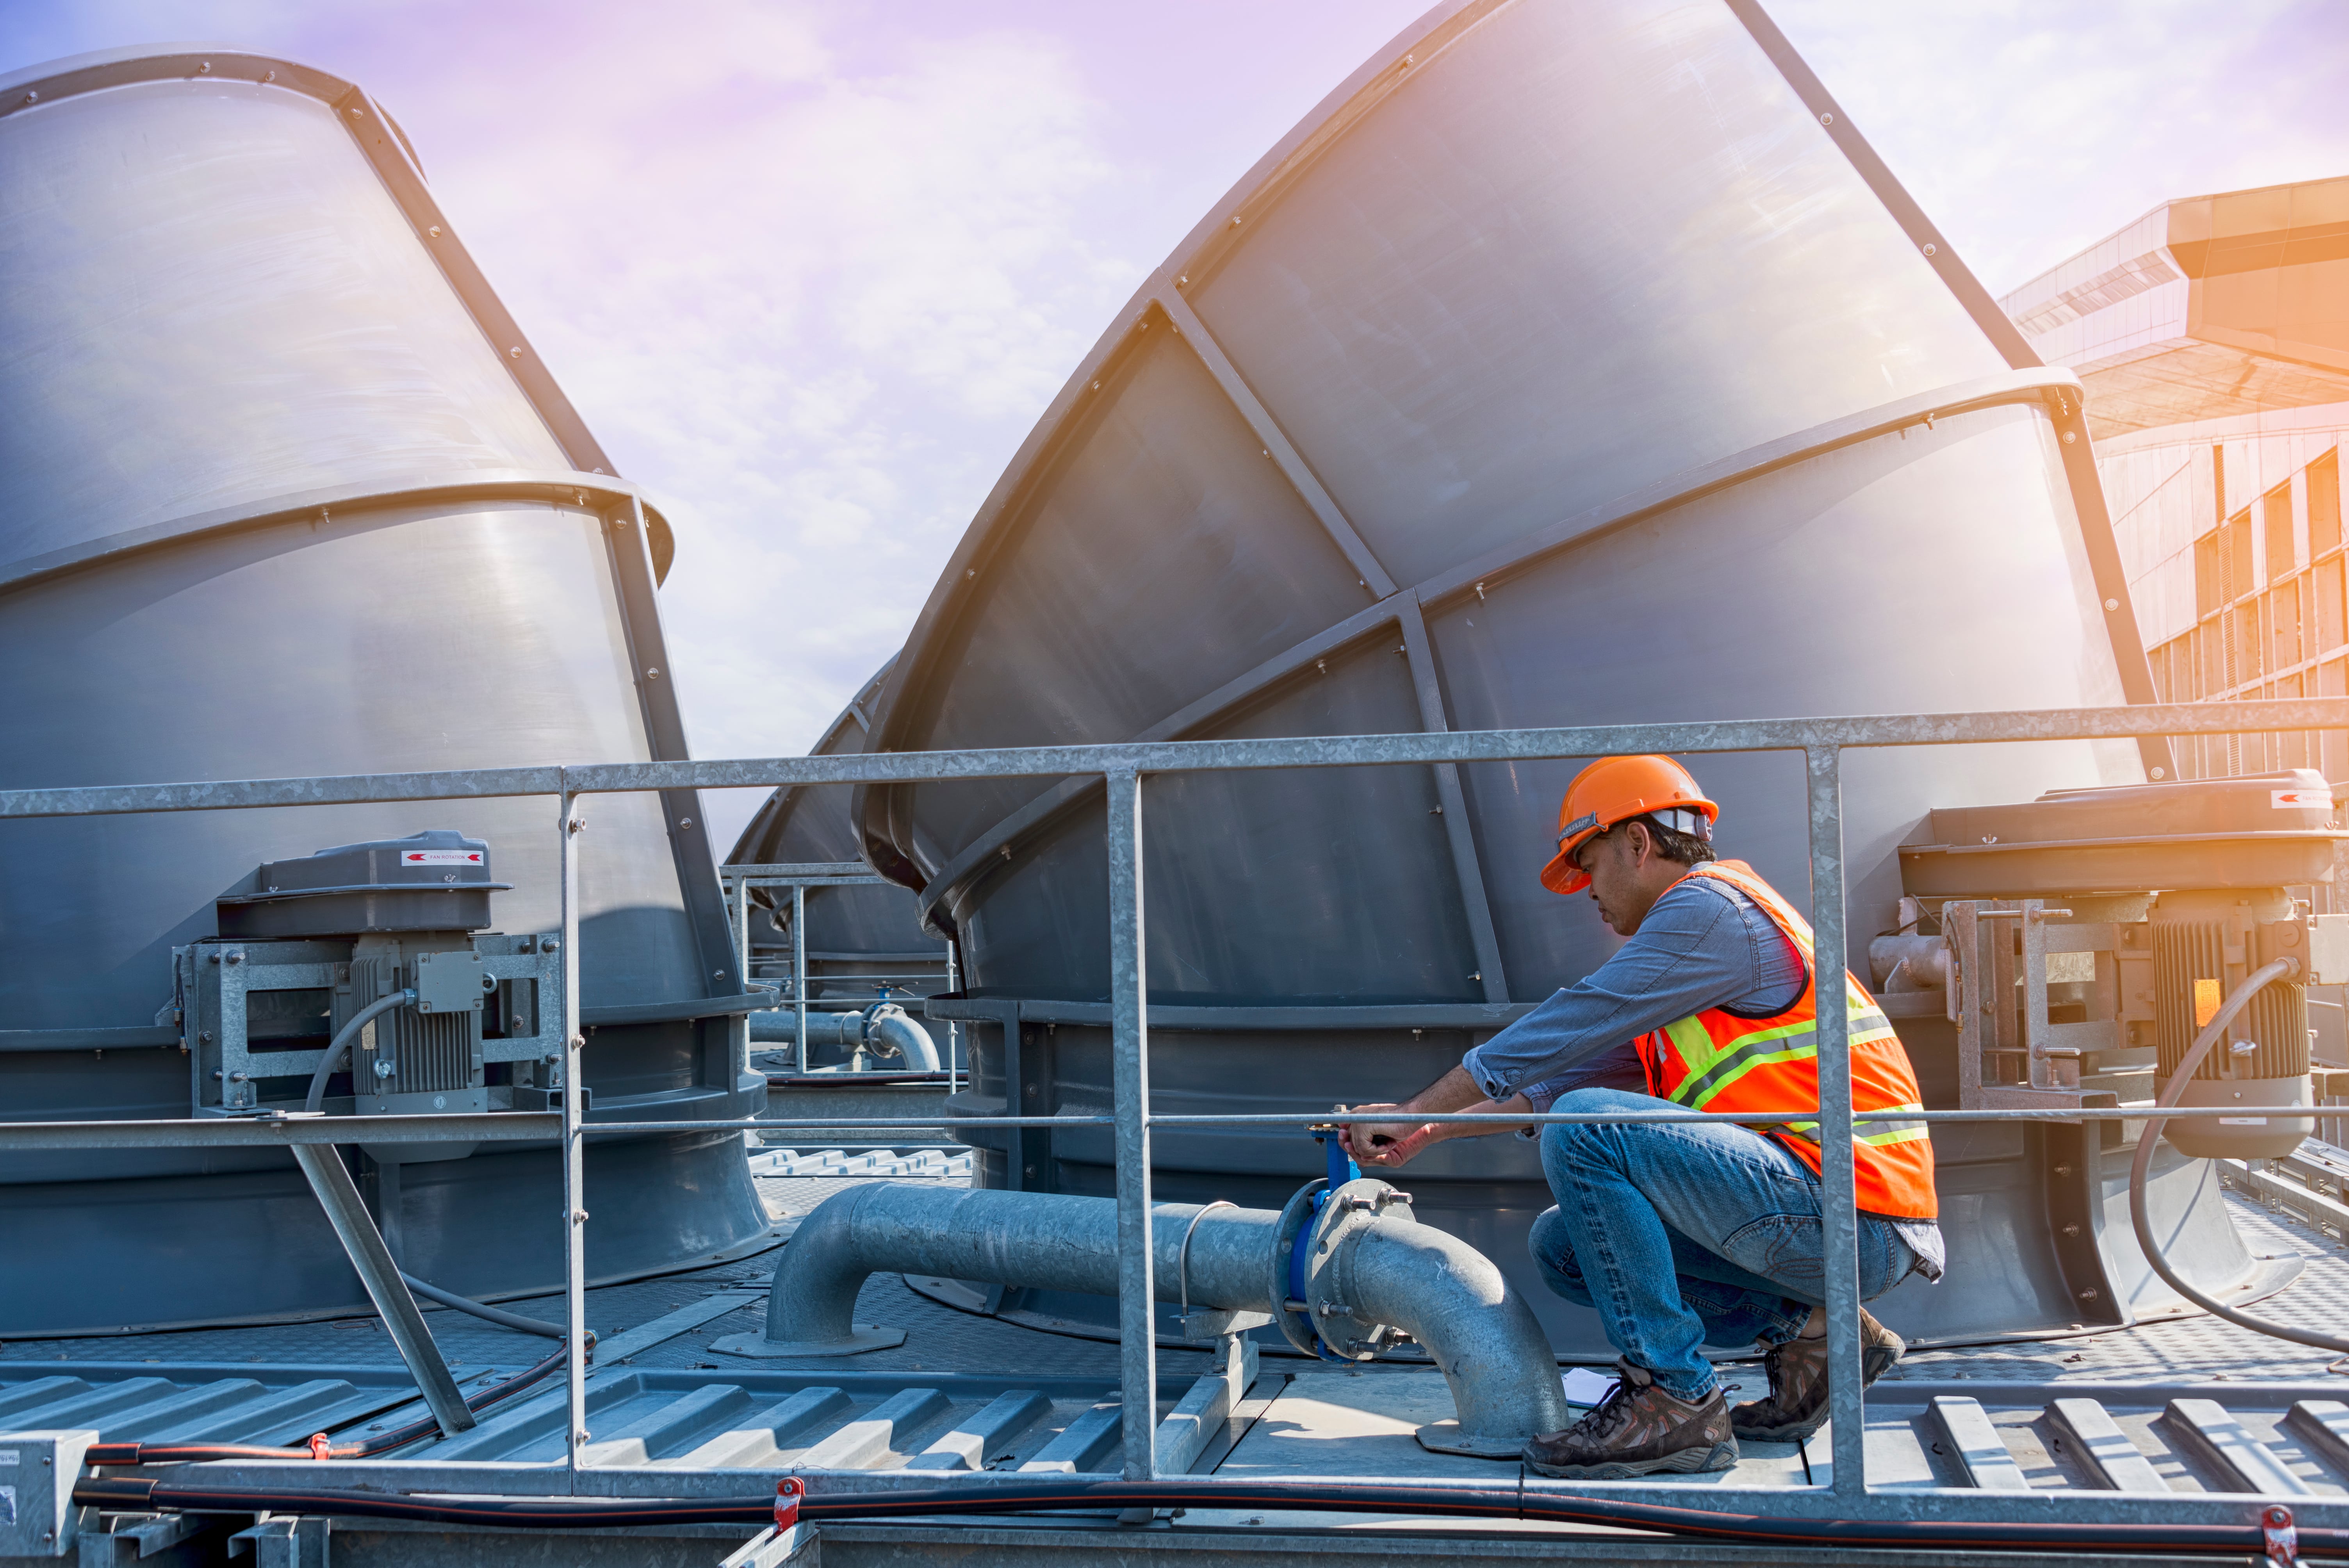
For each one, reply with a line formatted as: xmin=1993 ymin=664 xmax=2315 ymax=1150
xmin=1463 ymin=873 xmax=1804 ymax=1112
xmin=1465 ymin=870 xmax=1945 ymax=1273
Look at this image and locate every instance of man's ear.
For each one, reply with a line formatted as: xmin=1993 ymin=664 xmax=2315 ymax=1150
xmin=1623 ymin=820 xmax=1652 ymax=869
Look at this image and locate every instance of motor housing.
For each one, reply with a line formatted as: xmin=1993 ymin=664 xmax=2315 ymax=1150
xmin=181 ymin=834 xmax=567 ymax=1146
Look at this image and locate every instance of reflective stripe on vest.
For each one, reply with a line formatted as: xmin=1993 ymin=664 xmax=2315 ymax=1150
xmin=1634 ymin=861 xmax=1938 ymax=1220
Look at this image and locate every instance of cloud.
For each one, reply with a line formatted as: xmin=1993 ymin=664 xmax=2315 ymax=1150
xmin=1766 ymin=0 xmax=2349 ymax=294
xmin=394 ymin=11 xmax=1143 ymax=839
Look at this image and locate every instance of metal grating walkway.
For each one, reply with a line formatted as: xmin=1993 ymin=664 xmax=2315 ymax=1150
xmin=14 ymin=1164 xmax=2349 ymax=1564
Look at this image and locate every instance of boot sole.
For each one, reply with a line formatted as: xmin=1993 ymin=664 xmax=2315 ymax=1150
xmin=1729 ymin=1338 xmax=1905 ymax=1443
xmin=1524 ymin=1439 xmax=1740 ymax=1479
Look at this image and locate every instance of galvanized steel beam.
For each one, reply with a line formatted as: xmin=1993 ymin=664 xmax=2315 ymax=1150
xmin=1805 ymin=744 xmax=1864 ymax=1497
xmin=560 ymin=793 xmax=590 ymax=1483
xmin=285 ymin=1143 xmax=474 ymax=1439
xmin=3 ymin=698 xmax=2331 ymax=822
xmin=1106 ymin=768 xmax=1157 ymax=1481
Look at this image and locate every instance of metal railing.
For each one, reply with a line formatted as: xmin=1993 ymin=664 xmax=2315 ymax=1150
xmin=718 ymin=860 xmax=959 ymax=1081
xmin=5 ymin=695 xmax=2348 ymax=1528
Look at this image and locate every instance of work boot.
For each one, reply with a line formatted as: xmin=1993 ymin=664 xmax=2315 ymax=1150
xmin=1729 ymin=1307 xmax=1905 ymax=1442
xmin=1521 ymin=1361 xmax=1738 ymax=1478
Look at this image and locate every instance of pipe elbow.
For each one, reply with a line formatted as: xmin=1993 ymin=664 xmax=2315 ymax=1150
xmin=1335 ymin=1214 xmax=1571 ymax=1455
xmin=864 ymin=1004 xmax=939 ymax=1070
xmin=710 ymin=1183 xmax=908 ymax=1358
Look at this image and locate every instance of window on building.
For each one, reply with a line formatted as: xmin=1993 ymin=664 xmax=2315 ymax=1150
xmin=2272 ymin=581 xmax=2303 ymax=670
xmin=2313 ymin=450 xmax=2343 ymax=560
xmin=2265 ymin=483 xmax=2296 ymax=582
xmin=2320 ymin=557 xmax=2347 ymax=653
xmin=2324 ymin=657 xmax=2349 ymax=781
xmin=2196 ymin=532 xmax=2221 ymax=619
xmin=2227 ymin=510 xmax=2254 ymax=599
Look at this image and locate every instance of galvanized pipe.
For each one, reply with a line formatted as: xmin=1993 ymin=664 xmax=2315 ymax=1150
xmin=736 ymin=1182 xmax=1570 ymax=1453
xmin=792 ymin=884 xmax=807 ymax=1075
xmin=1106 ymin=767 xmax=1155 ymax=1481
xmin=558 ymin=793 xmax=587 ymax=1485
xmin=1804 ymin=743 xmax=1864 ymax=1497
xmin=749 ymin=1005 xmax=939 ymax=1070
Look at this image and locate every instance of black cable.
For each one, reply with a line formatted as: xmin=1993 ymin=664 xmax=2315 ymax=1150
xmin=399 ymin=1273 xmax=566 ymax=1339
xmin=70 ymin=1475 xmax=2349 ymax=1556
xmin=2128 ymin=957 xmax=2349 ymax=1356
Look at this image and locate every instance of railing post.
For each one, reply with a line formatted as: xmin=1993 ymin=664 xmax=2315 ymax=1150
xmin=1804 ymin=743 xmax=1864 ymax=1497
xmin=791 ymin=883 xmax=808 ymax=1075
xmin=945 ymin=938 xmax=962 ymax=1095
xmin=731 ymin=873 xmax=752 ymax=1084
xmin=730 ymin=871 xmax=752 ymax=981
xmin=1105 ymin=768 xmax=1156 ymax=1481
xmin=559 ymin=788 xmax=588 ymax=1485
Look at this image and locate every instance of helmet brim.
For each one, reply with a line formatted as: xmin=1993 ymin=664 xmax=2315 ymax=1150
xmin=1539 ymin=835 xmax=1595 ymax=895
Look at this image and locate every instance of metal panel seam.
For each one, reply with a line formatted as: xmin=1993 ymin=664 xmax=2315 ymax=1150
xmin=1151 ymin=286 xmax=1396 ymax=597
xmin=1397 ymin=594 xmax=1509 ymax=1003
xmin=0 ymin=471 xmax=663 ymax=599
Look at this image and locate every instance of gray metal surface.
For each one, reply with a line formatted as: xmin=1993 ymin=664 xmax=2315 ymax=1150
xmin=823 ymin=0 xmax=2203 ymax=1359
xmin=0 ymin=45 xmax=766 ymax=1337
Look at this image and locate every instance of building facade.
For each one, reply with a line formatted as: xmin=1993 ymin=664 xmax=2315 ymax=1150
xmin=2002 ymin=176 xmax=2349 ymax=780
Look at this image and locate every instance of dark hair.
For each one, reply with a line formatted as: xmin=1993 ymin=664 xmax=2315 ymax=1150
xmin=1615 ymin=814 xmax=1717 ymax=868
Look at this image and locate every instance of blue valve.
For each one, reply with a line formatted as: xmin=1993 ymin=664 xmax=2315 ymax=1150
xmin=1313 ymin=1125 xmax=1360 ymax=1190
xmin=1284 ymin=1122 xmax=1365 ymax=1363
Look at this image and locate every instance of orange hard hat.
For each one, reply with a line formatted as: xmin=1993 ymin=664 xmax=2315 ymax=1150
xmin=1538 ymin=755 xmax=1719 ymax=895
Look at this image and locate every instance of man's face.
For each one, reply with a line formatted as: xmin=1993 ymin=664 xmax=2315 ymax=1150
xmin=1576 ymin=824 xmax=1653 ymax=937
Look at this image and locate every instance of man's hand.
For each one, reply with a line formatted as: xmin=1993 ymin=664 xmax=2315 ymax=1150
xmin=1340 ymin=1104 xmax=1443 ymax=1167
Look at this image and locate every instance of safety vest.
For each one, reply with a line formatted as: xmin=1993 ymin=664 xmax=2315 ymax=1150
xmin=1633 ymin=861 xmax=1937 ymax=1220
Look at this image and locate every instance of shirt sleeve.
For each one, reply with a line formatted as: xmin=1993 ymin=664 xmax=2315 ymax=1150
xmin=1515 ymin=1040 xmax=1650 ymax=1113
xmin=1461 ymin=877 xmax=1798 ymax=1105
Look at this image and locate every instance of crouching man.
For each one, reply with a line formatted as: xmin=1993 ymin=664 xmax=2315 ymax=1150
xmin=1342 ymin=755 xmax=1941 ymax=1479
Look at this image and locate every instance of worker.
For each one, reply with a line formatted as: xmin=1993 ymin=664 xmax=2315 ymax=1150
xmin=1341 ymin=755 xmax=1940 ymax=1479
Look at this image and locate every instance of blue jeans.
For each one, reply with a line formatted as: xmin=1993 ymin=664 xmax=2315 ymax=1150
xmin=1530 ymin=1087 xmax=1921 ymax=1400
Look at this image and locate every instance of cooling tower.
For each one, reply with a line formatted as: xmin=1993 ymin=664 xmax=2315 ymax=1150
xmin=0 ymin=46 xmax=769 ymax=1335
xmin=841 ymin=0 xmax=2282 ymax=1349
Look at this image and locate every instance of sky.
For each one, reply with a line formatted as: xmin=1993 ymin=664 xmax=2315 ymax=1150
xmin=4 ymin=0 xmax=2345 ymax=848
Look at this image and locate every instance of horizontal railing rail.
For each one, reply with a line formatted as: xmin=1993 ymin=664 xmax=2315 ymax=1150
xmin=2 ymin=699 xmax=2342 ymax=818
xmin=5 ymin=694 xmax=2345 ymax=1530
